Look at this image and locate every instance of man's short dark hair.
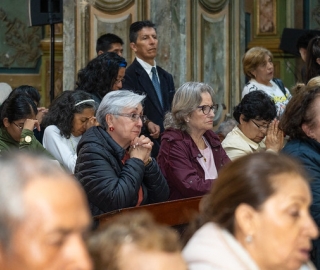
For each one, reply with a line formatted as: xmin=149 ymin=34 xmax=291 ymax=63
xmin=129 ymin=20 xmax=156 ymax=43
xmin=96 ymin=33 xmax=124 ymax=54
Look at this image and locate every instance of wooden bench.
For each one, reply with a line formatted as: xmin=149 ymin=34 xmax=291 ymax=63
xmin=93 ymin=196 xmax=202 ymax=230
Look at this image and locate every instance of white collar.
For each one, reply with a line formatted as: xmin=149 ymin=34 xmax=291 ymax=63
xmin=136 ymin=57 xmax=156 ymax=74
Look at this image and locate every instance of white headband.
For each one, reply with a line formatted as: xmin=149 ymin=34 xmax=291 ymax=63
xmin=74 ymin=99 xmax=95 ymax=107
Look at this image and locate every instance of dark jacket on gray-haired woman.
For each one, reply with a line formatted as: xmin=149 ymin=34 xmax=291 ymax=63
xmin=74 ymin=126 xmax=169 ymax=216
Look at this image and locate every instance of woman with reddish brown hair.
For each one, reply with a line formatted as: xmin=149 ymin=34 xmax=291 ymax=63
xmin=242 ymin=47 xmax=291 ymax=118
xmin=183 ymin=152 xmax=318 ymax=270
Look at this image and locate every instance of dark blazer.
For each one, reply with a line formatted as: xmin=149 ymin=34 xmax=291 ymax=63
xmin=122 ymin=58 xmax=175 ymax=156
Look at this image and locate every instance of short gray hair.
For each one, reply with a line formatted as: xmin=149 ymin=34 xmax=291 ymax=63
xmin=0 ymin=152 xmax=71 ymax=251
xmin=96 ymin=90 xmax=146 ymax=129
xmin=164 ymin=82 xmax=215 ymax=132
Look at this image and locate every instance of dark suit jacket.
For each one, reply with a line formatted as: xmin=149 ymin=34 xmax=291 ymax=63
xmin=122 ymin=58 xmax=175 ymax=156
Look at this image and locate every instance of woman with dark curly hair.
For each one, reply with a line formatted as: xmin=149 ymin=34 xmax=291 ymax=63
xmin=42 ymin=90 xmax=97 ymax=173
xmin=222 ymin=90 xmax=283 ymax=161
xmin=75 ymin=52 xmax=127 ymax=103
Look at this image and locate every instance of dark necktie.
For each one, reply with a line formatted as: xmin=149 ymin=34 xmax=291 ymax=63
xmin=151 ymin=67 xmax=163 ymax=108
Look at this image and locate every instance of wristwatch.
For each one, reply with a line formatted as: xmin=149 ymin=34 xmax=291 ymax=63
xmin=20 ymin=135 xmax=32 ymax=143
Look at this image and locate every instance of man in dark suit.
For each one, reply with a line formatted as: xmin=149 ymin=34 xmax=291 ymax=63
xmin=122 ymin=20 xmax=175 ymax=157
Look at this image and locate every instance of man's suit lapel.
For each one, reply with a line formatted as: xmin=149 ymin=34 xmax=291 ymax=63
xmin=134 ymin=60 xmax=163 ymax=115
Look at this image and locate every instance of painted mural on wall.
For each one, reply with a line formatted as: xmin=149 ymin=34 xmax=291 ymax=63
xmin=0 ymin=1 xmax=42 ymax=71
xmin=258 ymin=0 xmax=276 ymax=34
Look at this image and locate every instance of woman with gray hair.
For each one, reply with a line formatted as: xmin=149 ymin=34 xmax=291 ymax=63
xmin=158 ymin=82 xmax=230 ymax=200
xmin=74 ymin=90 xmax=169 ymax=216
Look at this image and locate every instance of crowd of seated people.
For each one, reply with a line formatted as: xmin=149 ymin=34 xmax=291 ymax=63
xmin=0 ymin=151 xmax=318 ymax=270
xmin=3 ymin=19 xmax=320 ymax=269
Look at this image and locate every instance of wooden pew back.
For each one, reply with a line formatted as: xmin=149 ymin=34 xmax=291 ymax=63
xmin=94 ymin=196 xmax=202 ymax=229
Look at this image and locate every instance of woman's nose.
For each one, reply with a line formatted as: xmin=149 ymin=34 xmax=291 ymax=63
xmin=208 ymin=109 xmax=215 ymax=117
xmin=306 ymin=214 xmax=319 ymax=239
xmin=136 ymin=117 xmax=143 ymax=127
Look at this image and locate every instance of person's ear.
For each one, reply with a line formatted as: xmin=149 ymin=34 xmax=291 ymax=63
xmin=234 ymin=203 xmax=258 ymax=241
xmin=250 ymin=69 xmax=256 ymax=78
xmin=106 ymin=114 xmax=114 ymax=129
xmin=130 ymin=42 xmax=137 ymax=53
xmin=3 ymin=118 xmax=10 ymax=128
xmin=316 ymin=58 xmax=320 ymax=66
xmin=302 ymin=123 xmax=315 ymax=139
xmin=239 ymin=114 xmax=245 ymax=125
xmin=97 ymin=50 xmax=104 ymax=55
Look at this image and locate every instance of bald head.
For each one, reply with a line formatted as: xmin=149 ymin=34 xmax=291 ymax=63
xmin=0 ymin=152 xmax=92 ymax=270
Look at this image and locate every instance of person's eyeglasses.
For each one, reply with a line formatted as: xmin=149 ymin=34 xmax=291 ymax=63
xmin=114 ymin=78 xmax=125 ymax=85
xmin=251 ymin=119 xmax=269 ymax=131
xmin=197 ymin=104 xmax=219 ymax=115
xmin=12 ymin=122 xmax=23 ymax=130
xmin=114 ymin=113 xmax=147 ymax=124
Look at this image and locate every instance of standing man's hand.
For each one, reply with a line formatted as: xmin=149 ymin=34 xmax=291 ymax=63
xmin=147 ymin=121 xmax=160 ymax=139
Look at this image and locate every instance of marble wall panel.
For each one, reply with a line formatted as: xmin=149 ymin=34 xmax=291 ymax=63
xmin=89 ymin=5 xmax=133 ymax=60
xmin=63 ymin=0 xmax=76 ymax=91
xmin=149 ymin=0 xmax=172 ymax=71
xmin=201 ymin=13 xmax=227 ymax=107
xmin=190 ymin=2 xmax=230 ymax=124
xmin=149 ymin=0 xmax=187 ymax=88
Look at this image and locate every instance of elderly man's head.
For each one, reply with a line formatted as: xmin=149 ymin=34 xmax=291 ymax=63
xmin=0 ymin=152 xmax=92 ymax=270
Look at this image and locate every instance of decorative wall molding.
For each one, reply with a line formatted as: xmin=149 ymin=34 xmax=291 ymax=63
xmin=88 ymin=4 xmax=134 ymax=60
xmin=199 ymin=0 xmax=228 ymax=13
xmin=95 ymin=0 xmax=134 ymax=12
